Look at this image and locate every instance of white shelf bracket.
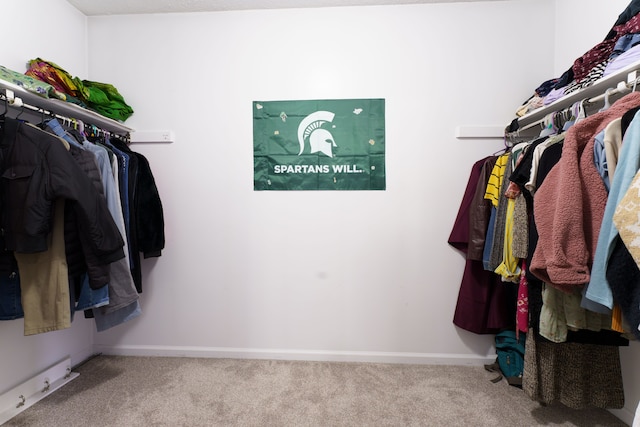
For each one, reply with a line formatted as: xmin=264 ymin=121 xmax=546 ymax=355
xmin=130 ymin=130 xmax=175 ymax=143
xmin=455 ymin=126 xmax=505 ymax=139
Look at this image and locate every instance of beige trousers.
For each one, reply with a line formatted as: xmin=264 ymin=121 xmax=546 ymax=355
xmin=15 ymin=199 xmax=70 ymax=336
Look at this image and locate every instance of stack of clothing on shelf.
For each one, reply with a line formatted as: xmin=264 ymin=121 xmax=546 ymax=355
xmin=517 ymin=0 xmax=640 ymax=117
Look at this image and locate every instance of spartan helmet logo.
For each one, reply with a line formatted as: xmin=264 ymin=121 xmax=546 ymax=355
xmin=297 ymin=111 xmax=337 ymax=158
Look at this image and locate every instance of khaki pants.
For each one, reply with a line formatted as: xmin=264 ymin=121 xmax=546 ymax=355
xmin=16 ymin=199 xmax=70 ymax=336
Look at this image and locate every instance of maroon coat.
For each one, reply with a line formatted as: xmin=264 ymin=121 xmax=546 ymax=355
xmin=449 ymin=156 xmax=511 ymax=334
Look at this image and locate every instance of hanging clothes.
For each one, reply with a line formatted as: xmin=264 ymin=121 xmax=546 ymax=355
xmin=0 ymin=118 xmax=128 ymax=335
xmin=530 ymin=92 xmax=640 ymax=290
xmin=494 ymin=148 xmax=530 ymax=282
xmin=516 ymin=263 xmax=528 ymax=336
xmin=105 ymin=136 xmax=165 ymax=293
xmin=15 ymin=199 xmax=70 ymax=335
xmin=0 ymin=106 xmax=164 ymax=334
xmin=45 ymin=120 xmax=141 ymax=330
xmin=449 ymin=156 xmax=513 ymax=334
xmin=609 ymin=166 xmax=640 ymax=338
xmin=482 ymin=153 xmax=510 ymax=270
xmin=0 ymin=118 xmax=125 ymax=258
xmin=586 ymin=109 xmax=640 ymax=311
xmin=606 ymin=236 xmax=640 ymax=340
xmin=456 ymin=89 xmax=636 ymax=411
xmin=478 ymin=4 xmax=640 ymax=410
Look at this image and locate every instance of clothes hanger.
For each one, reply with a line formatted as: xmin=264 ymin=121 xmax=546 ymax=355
xmin=599 ymin=88 xmax=614 ymax=112
xmin=539 ymin=113 xmax=556 ymax=137
xmin=0 ymin=97 xmax=7 ymax=127
xmin=554 ymin=110 xmax=565 ymax=130
xmin=14 ymin=104 xmax=26 ymax=121
xmin=77 ymin=119 xmax=85 ymax=136
xmin=38 ymin=108 xmax=50 ymax=129
xmin=571 ymin=97 xmax=589 ymax=125
xmin=562 ymin=102 xmax=579 ymax=131
xmin=0 ymin=96 xmax=7 ymax=118
xmin=496 ymin=136 xmax=510 ymax=156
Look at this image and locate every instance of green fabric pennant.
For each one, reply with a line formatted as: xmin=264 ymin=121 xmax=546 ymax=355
xmin=253 ymin=98 xmax=385 ymax=191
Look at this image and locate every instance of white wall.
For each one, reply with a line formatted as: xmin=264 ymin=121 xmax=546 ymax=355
xmin=0 ymin=0 xmax=95 ymax=395
xmin=86 ymin=0 xmax=553 ymax=362
xmin=1 ymin=1 xmax=88 ymax=77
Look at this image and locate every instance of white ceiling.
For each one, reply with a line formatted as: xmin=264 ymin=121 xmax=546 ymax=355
xmin=66 ymin=0 xmax=507 ymax=16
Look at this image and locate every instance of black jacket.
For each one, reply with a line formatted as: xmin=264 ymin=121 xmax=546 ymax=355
xmin=106 ymin=137 xmax=164 ymax=292
xmin=0 ymin=118 xmax=124 ymax=264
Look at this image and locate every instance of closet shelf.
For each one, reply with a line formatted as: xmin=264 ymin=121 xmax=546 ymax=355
xmin=513 ymin=59 xmax=640 ymax=131
xmin=0 ymin=78 xmax=133 ymax=135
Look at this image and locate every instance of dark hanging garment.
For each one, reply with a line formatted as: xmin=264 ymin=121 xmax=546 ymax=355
xmin=108 ymin=137 xmax=165 ymax=293
xmin=526 ymin=142 xmax=563 ymax=332
xmin=449 ymin=156 xmax=511 ymax=334
xmin=448 ymin=157 xmax=494 ymax=253
xmin=452 ymin=259 xmax=512 ymax=334
xmin=606 ymin=236 xmax=640 ymax=340
xmin=131 ymin=152 xmax=165 ymax=258
xmin=0 ymin=243 xmax=22 ymax=320
xmin=0 ymin=118 xmax=124 ymax=259
xmin=65 ymin=144 xmax=113 ymax=289
xmin=468 ymin=157 xmax=498 ymax=261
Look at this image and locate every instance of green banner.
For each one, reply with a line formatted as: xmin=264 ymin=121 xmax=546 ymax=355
xmin=253 ymin=98 xmax=385 ymax=191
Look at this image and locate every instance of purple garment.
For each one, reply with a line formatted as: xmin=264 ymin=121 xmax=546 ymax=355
xmin=603 ymin=44 xmax=640 ymax=78
xmin=543 ymin=88 xmax=566 ymax=106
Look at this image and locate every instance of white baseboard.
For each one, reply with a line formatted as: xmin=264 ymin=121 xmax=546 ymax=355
xmin=93 ymin=344 xmax=494 ymax=366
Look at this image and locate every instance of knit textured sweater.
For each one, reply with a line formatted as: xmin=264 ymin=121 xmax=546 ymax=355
xmin=530 ymin=91 xmax=640 ymax=289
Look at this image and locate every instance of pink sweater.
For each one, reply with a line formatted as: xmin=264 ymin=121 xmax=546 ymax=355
xmin=530 ymin=92 xmax=640 ymax=289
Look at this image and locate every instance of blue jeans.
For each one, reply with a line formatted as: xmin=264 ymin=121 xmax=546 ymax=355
xmin=483 ymin=206 xmax=497 ymax=271
xmin=0 ymin=271 xmax=23 ymax=320
xmin=75 ymin=274 xmax=109 ymax=311
xmin=94 ymin=300 xmax=141 ymax=332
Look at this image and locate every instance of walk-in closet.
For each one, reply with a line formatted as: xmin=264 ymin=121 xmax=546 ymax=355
xmin=1 ymin=0 xmax=639 ymax=425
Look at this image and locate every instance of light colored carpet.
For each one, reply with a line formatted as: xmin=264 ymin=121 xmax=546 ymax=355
xmin=3 ymin=355 xmax=628 ymax=426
